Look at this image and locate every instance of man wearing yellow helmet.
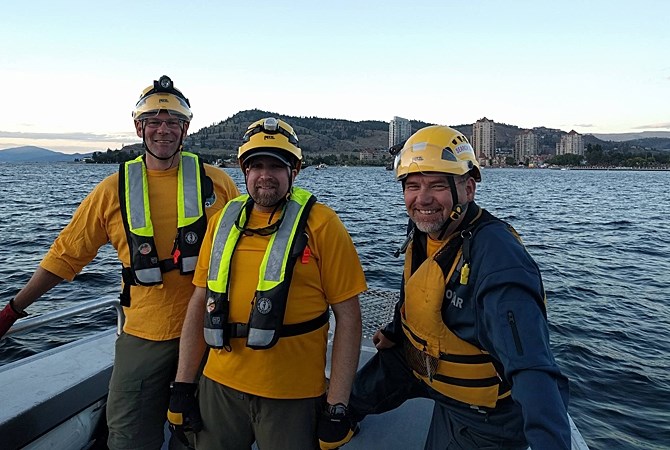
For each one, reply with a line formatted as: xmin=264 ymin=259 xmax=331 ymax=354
xmin=347 ymin=125 xmax=571 ymax=449
xmin=168 ymin=117 xmax=367 ymax=450
xmin=0 ymin=76 xmax=240 ymax=449
xmin=132 ymin=75 xmax=194 ymax=165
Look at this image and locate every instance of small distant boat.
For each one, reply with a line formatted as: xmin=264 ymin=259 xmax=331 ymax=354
xmin=316 ymin=163 xmax=328 ymax=170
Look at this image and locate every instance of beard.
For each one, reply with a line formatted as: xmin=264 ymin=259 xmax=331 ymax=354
xmin=412 ymin=217 xmax=446 ymax=235
xmin=251 ymin=182 xmax=286 ymax=207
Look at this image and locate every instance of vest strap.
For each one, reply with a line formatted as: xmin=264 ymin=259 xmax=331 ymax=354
xmin=228 ymin=309 xmax=330 ymax=339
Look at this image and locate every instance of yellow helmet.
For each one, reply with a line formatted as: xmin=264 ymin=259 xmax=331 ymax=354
xmin=132 ymin=75 xmax=193 ymax=121
xmin=394 ymin=125 xmax=481 ymax=182
xmin=238 ymin=117 xmax=302 ymax=171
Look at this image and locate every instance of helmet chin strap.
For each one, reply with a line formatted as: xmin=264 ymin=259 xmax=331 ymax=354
xmin=436 ymin=176 xmax=468 ymax=240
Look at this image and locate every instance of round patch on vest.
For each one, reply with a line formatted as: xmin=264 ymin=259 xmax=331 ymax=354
xmin=256 ymin=297 xmax=272 ymax=314
xmin=138 ymin=243 xmax=152 ymax=255
xmin=206 ymin=297 xmax=216 ymax=313
xmin=185 ymin=231 xmax=198 ymax=245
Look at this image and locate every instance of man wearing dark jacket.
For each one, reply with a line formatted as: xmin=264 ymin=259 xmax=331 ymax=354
xmin=348 ymin=125 xmax=571 ymax=450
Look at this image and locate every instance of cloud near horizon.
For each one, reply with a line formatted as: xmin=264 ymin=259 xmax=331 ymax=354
xmin=0 ymin=130 xmax=137 ymax=142
xmin=632 ymin=122 xmax=670 ymax=130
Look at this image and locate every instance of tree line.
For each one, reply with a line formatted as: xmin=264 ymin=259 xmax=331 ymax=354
xmin=545 ymin=144 xmax=670 ymax=167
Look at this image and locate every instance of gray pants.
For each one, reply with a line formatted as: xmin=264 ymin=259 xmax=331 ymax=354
xmin=349 ymin=343 xmax=528 ymax=450
xmin=106 ymin=333 xmax=180 ymax=450
xmin=196 ymin=376 xmax=322 ymax=450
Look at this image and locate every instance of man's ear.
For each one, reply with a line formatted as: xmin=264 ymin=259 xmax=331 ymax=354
xmin=465 ymin=177 xmax=477 ymax=201
xmin=182 ymin=122 xmax=190 ymax=134
xmin=134 ymin=120 xmax=143 ymax=138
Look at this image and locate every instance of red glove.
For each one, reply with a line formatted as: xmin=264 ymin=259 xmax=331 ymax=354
xmin=0 ymin=300 xmax=28 ymax=338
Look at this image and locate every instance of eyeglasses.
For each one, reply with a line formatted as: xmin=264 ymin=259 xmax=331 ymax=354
xmin=144 ymin=119 xmax=184 ymax=129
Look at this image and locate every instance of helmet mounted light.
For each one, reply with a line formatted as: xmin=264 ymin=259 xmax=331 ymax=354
xmin=132 ymin=75 xmax=193 ymax=121
xmin=238 ymin=117 xmax=302 ymax=173
xmin=159 ymin=75 xmax=172 ymax=90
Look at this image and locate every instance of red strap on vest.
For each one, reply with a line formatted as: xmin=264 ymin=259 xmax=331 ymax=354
xmin=301 ymin=246 xmax=311 ymax=264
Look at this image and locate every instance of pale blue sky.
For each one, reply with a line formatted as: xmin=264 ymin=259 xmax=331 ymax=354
xmin=1 ymin=0 xmax=668 ymax=153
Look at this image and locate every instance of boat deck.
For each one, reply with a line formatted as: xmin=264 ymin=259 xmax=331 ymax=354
xmin=1 ymin=289 xmax=588 ymax=449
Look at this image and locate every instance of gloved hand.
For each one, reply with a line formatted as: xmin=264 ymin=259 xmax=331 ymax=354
xmin=0 ymin=300 xmax=28 ymax=338
xmin=317 ymin=402 xmax=358 ymax=450
xmin=167 ymin=382 xmax=203 ymax=447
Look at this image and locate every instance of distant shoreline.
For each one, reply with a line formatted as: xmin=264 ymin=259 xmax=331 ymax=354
xmin=486 ymin=165 xmax=670 ymax=172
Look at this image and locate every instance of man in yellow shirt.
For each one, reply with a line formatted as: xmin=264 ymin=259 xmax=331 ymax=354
xmin=168 ymin=117 xmax=366 ymax=449
xmin=0 ymin=75 xmax=240 ymax=449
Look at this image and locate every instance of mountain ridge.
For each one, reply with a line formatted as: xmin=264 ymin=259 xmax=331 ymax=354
xmin=2 ymin=111 xmax=669 ymax=162
xmin=183 ymin=110 xmax=670 ymax=156
xmin=0 ymin=146 xmax=91 ymax=162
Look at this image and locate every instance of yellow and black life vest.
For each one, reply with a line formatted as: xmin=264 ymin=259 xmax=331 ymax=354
xmin=203 ymin=187 xmax=329 ymax=350
xmin=401 ymin=208 xmax=513 ymax=409
xmin=118 ymin=152 xmax=209 ymax=306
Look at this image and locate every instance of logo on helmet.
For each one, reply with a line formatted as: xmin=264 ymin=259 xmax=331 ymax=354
xmin=455 ymin=143 xmax=474 ymax=155
xmin=159 ymin=99 xmax=169 ymax=103
xmin=264 ymin=136 xmax=275 ymax=140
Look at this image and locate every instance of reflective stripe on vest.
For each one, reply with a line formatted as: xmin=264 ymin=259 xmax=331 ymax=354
xmin=177 ymin=153 xmax=204 ymax=272
xmin=122 ymin=152 xmax=204 ymax=284
xmin=205 ymin=187 xmax=315 ymax=349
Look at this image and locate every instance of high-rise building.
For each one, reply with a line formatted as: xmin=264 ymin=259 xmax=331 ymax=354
xmin=472 ymin=117 xmax=496 ymax=160
xmin=389 ymin=116 xmax=412 ymax=148
xmin=514 ymin=130 xmax=539 ymax=163
xmin=556 ymin=130 xmax=584 ymax=156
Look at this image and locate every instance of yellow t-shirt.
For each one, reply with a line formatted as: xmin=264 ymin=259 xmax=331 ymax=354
xmin=195 ymin=201 xmax=367 ymax=399
xmin=40 ymin=163 xmax=240 ymax=341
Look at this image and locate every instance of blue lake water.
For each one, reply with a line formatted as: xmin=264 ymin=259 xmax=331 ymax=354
xmin=1 ymin=163 xmax=669 ymax=449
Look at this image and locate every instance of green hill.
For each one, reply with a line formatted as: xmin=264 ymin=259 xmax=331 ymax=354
xmin=120 ymin=110 xmax=670 ymax=163
xmin=182 ymin=110 xmax=622 ymax=158
xmin=184 ymin=109 xmax=401 ymax=158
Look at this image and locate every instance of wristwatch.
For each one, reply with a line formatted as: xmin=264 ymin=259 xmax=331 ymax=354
xmin=325 ymin=402 xmax=348 ymax=417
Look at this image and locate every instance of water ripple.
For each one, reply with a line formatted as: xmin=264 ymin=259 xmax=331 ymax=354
xmin=1 ymin=164 xmax=669 ymax=449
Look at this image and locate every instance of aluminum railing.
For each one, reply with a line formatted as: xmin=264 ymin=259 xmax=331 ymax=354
xmin=3 ymin=296 xmax=125 ymax=338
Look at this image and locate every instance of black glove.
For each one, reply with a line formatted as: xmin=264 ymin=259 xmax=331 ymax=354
xmin=317 ymin=402 xmax=358 ymax=449
xmin=167 ymin=382 xmax=203 ymax=447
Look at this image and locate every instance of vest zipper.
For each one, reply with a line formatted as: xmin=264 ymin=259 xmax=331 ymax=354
xmin=507 ymin=311 xmax=524 ymax=355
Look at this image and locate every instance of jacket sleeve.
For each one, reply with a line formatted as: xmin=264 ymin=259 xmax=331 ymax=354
xmin=472 ymin=224 xmax=571 ymax=449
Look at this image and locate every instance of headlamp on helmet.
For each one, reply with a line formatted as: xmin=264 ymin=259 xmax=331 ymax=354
xmin=238 ymin=117 xmax=302 ymax=172
xmin=132 ymin=75 xmax=193 ymax=122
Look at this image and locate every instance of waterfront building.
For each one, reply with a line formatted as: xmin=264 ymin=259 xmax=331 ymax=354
xmin=515 ymin=130 xmax=539 ymax=163
xmin=389 ymin=116 xmax=412 ymax=148
xmin=556 ymin=130 xmax=584 ymax=156
xmin=472 ymin=117 xmax=496 ymax=160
